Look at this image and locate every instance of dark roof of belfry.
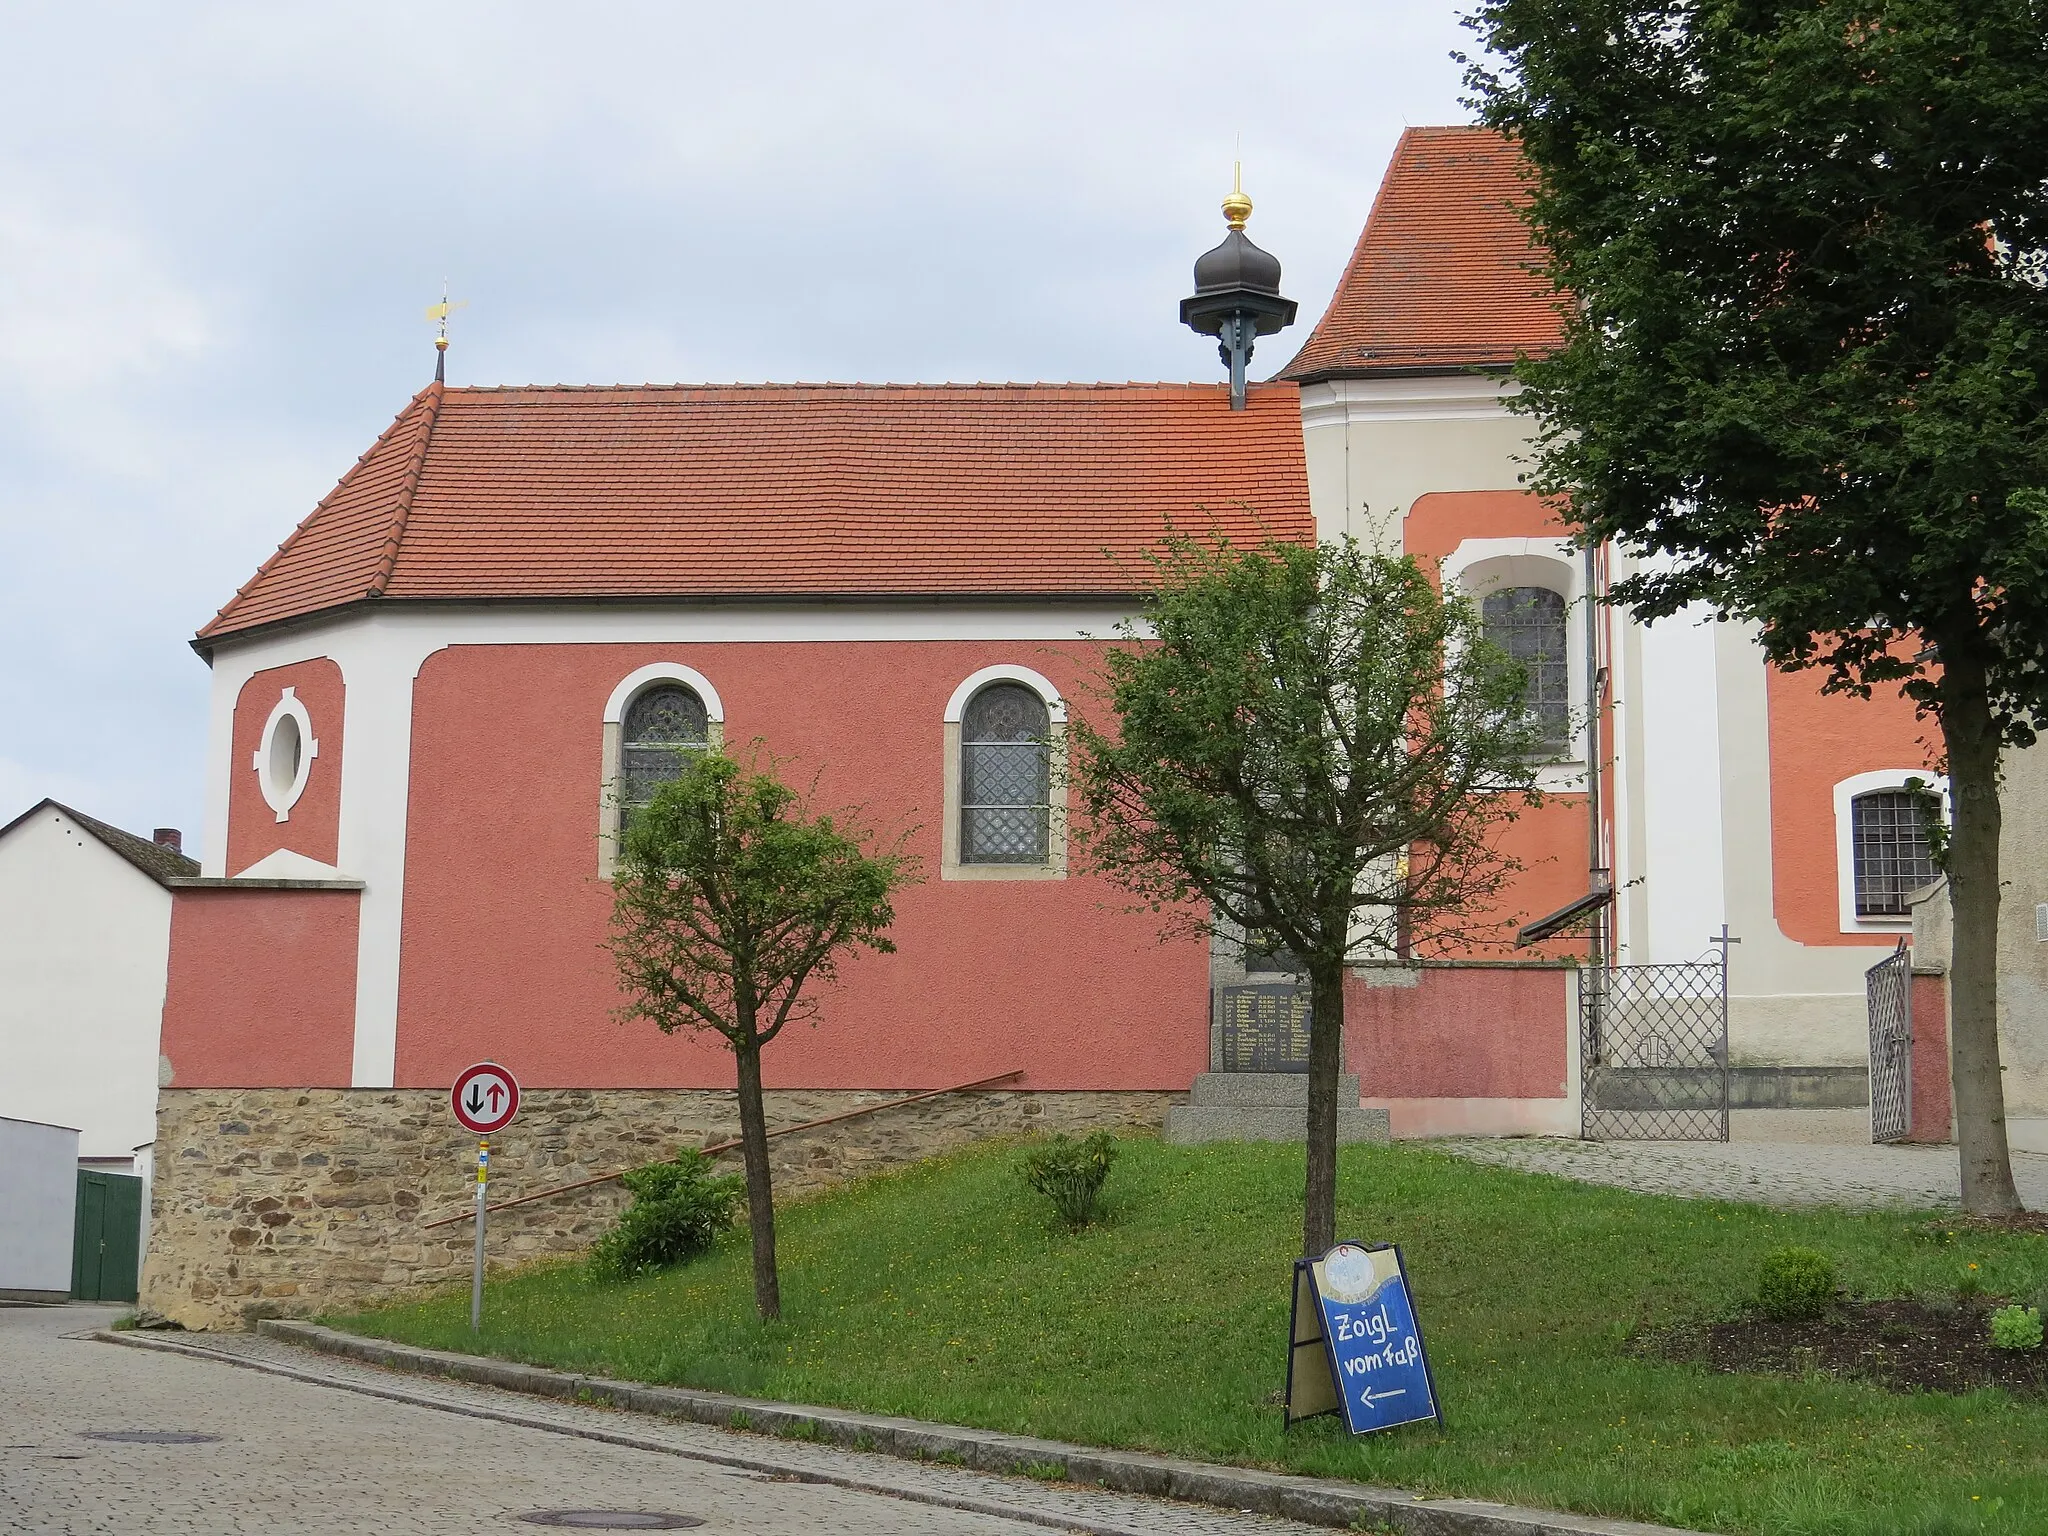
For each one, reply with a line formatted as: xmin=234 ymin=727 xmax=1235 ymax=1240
xmin=197 ymin=381 xmax=1313 ymax=650
xmin=1280 ymin=126 xmax=1567 ymax=382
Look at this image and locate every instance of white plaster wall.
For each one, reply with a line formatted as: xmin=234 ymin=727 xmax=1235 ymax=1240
xmin=1712 ymin=621 xmax=1877 ymax=1065
xmin=0 ymin=811 xmax=172 ymax=1157
xmin=1636 ymin=607 xmax=1727 ymax=963
xmin=1975 ymin=742 xmax=2048 ymax=1119
xmin=199 ymin=602 xmax=1148 ymax=1089
xmin=1298 ymin=377 xmax=1532 ymax=548
xmin=0 ymin=1116 xmax=80 ymax=1295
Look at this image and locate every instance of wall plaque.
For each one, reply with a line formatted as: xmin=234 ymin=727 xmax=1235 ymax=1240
xmin=1219 ymin=982 xmax=1311 ymax=1072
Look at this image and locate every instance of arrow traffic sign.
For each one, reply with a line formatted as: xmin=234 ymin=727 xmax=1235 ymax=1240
xmin=450 ymin=1062 xmax=520 ymax=1134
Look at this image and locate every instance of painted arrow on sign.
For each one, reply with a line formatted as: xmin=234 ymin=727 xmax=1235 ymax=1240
xmin=451 ymin=1062 xmax=520 ymax=1134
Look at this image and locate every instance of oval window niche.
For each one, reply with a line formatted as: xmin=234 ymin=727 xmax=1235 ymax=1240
xmin=252 ymin=687 xmax=319 ymax=823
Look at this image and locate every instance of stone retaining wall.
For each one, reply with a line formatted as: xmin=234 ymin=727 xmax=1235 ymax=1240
xmin=144 ymin=1086 xmax=1172 ymax=1329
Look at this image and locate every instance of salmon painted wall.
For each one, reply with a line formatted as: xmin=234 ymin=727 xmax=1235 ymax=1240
xmin=1766 ymin=667 xmax=1933 ymax=947
xmin=392 ymin=642 xmax=1210 ymax=1091
xmin=1405 ymin=489 xmax=1566 ymax=559
xmin=1345 ymin=965 xmax=1569 ymax=1099
xmin=228 ymin=658 xmax=345 ymax=874
xmin=1911 ymin=972 xmax=1953 ymax=1144
xmin=160 ymin=889 xmax=359 ymax=1087
xmin=1406 ymin=488 xmax=1596 ymax=959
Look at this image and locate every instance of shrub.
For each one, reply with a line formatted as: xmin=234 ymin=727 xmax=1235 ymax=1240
xmin=1755 ymin=1246 xmax=1836 ymax=1322
xmin=1020 ymin=1131 xmax=1119 ymax=1229
xmin=587 ymin=1149 xmax=743 ymax=1282
xmin=1990 ymin=1305 xmax=2045 ymax=1351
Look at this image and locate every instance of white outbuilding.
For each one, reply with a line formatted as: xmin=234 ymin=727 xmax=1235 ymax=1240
xmin=0 ymin=799 xmax=196 ymax=1174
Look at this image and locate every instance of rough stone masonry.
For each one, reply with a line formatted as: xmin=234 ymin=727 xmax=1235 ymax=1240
xmin=144 ymin=1087 xmax=1172 ymax=1329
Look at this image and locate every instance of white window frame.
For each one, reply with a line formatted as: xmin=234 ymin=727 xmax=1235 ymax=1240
xmin=1443 ymin=538 xmax=1586 ymax=791
xmin=1834 ymin=768 xmax=1948 ymax=933
xmin=942 ymin=665 xmax=1067 ymax=881
xmin=252 ymin=686 xmax=319 ymax=823
xmin=598 ymin=663 xmax=726 ymax=878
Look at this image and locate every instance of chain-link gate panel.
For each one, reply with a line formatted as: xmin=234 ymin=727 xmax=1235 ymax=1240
xmin=1581 ymin=960 xmax=1729 ymax=1140
xmin=1866 ymin=940 xmax=1913 ymax=1143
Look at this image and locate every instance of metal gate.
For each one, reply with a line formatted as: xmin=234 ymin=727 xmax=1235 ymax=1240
xmin=1581 ymin=959 xmax=1729 ymax=1140
xmin=1866 ymin=939 xmax=1913 ymax=1143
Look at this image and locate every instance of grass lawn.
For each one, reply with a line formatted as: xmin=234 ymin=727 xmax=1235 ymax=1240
xmin=332 ymin=1138 xmax=2048 ymax=1536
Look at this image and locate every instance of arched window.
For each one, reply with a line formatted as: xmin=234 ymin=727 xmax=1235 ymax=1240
xmin=1482 ymin=586 xmax=1570 ymax=752
xmin=1851 ymin=787 xmax=1940 ymax=917
xmin=619 ymin=684 xmax=709 ymax=822
xmin=960 ymin=683 xmax=1051 ymax=864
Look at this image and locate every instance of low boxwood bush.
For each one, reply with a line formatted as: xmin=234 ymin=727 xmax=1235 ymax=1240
xmin=588 ymin=1148 xmax=743 ymax=1282
xmin=1020 ymin=1130 xmax=1119 ymax=1229
xmin=1755 ymin=1245 xmax=1837 ymax=1322
xmin=1990 ymin=1304 xmax=2044 ymax=1351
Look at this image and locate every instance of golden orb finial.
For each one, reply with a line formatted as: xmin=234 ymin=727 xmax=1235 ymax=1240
xmin=1221 ymin=160 xmax=1253 ymax=231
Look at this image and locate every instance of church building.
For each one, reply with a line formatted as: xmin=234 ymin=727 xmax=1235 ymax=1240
xmin=144 ymin=128 xmax=1951 ymax=1327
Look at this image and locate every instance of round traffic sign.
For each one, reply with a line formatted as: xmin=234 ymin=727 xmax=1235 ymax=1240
xmin=451 ymin=1062 xmax=520 ymax=1134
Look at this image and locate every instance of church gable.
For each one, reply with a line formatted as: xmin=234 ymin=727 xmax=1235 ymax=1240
xmin=1280 ymin=126 xmax=1567 ymax=382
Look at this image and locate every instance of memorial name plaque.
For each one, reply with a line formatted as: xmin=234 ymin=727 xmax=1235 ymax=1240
xmin=1219 ymin=982 xmax=1312 ymax=1072
xmin=1285 ymin=1241 xmax=1442 ymax=1435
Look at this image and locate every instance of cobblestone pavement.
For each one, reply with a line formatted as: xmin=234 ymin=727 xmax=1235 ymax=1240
xmin=1441 ymin=1136 xmax=2048 ymax=1210
xmin=0 ymin=1305 xmax=1331 ymax=1536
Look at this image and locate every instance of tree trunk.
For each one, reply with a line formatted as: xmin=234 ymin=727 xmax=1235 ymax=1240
xmin=733 ymin=1040 xmax=783 ymax=1319
xmin=1302 ymin=959 xmax=1346 ymax=1258
xmin=1940 ymin=653 xmax=2023 ymax=1216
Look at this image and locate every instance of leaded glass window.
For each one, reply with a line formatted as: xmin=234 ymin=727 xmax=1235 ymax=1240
xmin=620 ymin=684 xmax=709 ymax=820
xmin=1482 ymin=586 xmax=1570 ymax=753
xmin=1852 ymin=788 xmax=1939 ymax=916
xmin=961 ymin=683 xmax=1050 ymax=864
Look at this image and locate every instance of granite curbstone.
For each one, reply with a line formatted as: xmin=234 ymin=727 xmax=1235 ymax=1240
xmin=258 ymin=1321 xmax=1709 ymax=1536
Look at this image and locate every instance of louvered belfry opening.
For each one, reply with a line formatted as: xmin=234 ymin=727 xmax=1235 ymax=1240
xmin=960 ymin=683 xmax=1051 ymax=864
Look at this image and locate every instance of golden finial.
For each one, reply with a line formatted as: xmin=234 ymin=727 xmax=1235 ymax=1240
xmin=1221 ymin=160 xmax=1253 ymax=232
xmin=425 ymin=280 xmax=467 ymax=382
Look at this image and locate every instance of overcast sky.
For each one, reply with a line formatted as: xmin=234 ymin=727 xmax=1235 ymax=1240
xmin=0 ymin=2 xmax=1475 ymax=842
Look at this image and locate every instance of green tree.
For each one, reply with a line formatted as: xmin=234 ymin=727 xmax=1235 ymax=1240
xmin=1071 ymin=536 xmax=1549 ymax=1256
xmin=1466 ymin=0 xmax=2048 ymax=1213
xmin=608 ymin=749 xmax=913 ymax=1319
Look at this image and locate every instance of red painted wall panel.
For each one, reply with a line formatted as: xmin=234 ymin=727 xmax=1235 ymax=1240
xmin=1345 ymin=965 xmax=1569 ymax=1099
xmin=228 ymin=658 xmax=345 ymax=874
xmin=1765 ymin=667 xmax=1933 ymax=948
xmin=392 ymin=642 xmax=1210 ymax=1091
xmin=1910 ymin=972 xmax=1953 ymax=1144
xmin=160 ymin=889 xmax=359 ymax=1087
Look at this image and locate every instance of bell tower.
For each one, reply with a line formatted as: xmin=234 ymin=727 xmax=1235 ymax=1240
xmin=1180 ymin=167 xmax=1297 ymax=408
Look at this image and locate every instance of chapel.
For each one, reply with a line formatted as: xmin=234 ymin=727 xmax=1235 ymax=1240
xmin=144 ymin=128 xmax=1954 ymax=1326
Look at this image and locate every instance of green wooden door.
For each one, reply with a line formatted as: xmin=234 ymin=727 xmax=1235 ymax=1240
xmin=71 ymin=1171 xmax=142 ymax=1303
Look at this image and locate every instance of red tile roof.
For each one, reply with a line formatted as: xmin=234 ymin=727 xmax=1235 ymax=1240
xmin=198 ymin=382 xmax=1310 ymax=647
xmin=1279 ymin=127 xmax=1567 ymax=382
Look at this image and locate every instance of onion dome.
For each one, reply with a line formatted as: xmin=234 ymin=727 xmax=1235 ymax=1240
xmin=1180 ymin=168 xmax=1297 ymax=409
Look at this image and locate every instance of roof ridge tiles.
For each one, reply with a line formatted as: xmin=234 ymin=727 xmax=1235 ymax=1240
xmin=366 ymin=380 xmax=444 ymax=599
xmin=197 ymin=385 xmax=441 ymax=640
xmin=439 ymin=380 xmax=1252 ymax=395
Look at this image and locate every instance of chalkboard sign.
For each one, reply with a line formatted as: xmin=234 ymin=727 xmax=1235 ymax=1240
xmin=1285 ymin=1242 xmax=1442 ymax=1435
xmin=1219 ymin=983 xmax=1311 ymax=1072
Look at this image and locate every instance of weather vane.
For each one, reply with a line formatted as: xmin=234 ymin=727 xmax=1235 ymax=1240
xmin=424 ymin=280 xmax=467 ymax=383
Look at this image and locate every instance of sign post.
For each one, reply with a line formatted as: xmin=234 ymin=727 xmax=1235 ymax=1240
xmin=1285 ymin=1241 xmax=1442 ymax=1435
xmin=449 ymin=1061 xmax=520 ymax=1333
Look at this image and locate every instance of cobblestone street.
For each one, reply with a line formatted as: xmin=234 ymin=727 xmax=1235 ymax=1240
xmin=1443 ymin=1136 xmax=2048 ymax=1211
xmin=0 ymin=1305 xmax=1333 ymax=1536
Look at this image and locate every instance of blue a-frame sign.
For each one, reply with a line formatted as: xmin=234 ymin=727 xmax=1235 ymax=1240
xmin=1285 ymin=1241 xmax=1442 ymax=1435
